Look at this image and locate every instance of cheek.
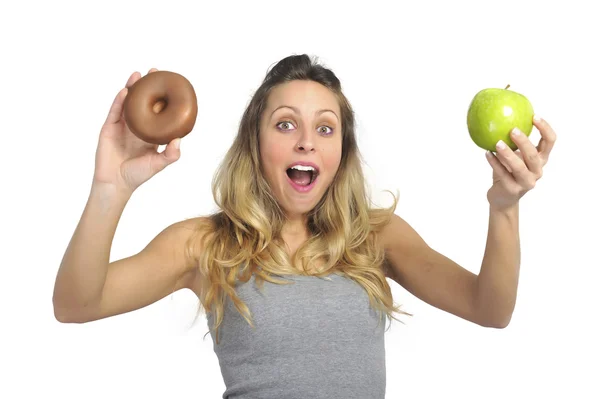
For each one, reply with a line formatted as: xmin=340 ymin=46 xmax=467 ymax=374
xmin=320 ymin=142 xmax=343 ymax=176
xmin=260 ymin=137 xmax=288 ymax=175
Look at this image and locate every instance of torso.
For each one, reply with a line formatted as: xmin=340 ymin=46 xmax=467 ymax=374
xmin=186 ymin=219 xmax=394 ymax=300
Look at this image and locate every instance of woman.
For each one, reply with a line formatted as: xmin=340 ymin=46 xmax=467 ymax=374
xmin=53 ymin=54 xmax=556 ymax=398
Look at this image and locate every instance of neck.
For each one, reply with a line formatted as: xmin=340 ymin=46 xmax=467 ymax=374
xmin=282 ymin=214 xmax=309 ymax=237
xmin=281 ymin=213 xmax=310 ymax=256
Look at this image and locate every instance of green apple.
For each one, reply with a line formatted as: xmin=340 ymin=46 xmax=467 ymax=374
xmin=467 ymin=85 xmax=534 ymax=152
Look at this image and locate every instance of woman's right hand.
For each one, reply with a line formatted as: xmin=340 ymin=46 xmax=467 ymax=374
xmin=92 ymin=69 xmax=182 ymax=195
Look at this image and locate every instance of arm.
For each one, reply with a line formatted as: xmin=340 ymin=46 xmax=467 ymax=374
xmin=382 ymin=214 xmax=483 ymax=326
xmin=53 ymin=183 xmax=202 ymax=323
xmin=382 ymin=211 xmax=518 ymax=329
xmin=383 ymin=116 xmax=556 ymax=328
xmin=477 ymin=205 xmax=520 ymax=327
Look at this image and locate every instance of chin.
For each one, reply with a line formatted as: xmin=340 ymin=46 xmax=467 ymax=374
xmin=282 ymin=202 xmax=317 ymax=218
xmin=280 ymin=194 xmax=325 ymax=219
xmin=272 ymin=173 xmax=331 ymax=219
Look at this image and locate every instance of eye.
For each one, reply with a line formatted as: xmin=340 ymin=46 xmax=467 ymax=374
xmin=318 ymin=126 xmax=334 ymax=135
xmin=276 ymin=121 xmax=335 ymax=135
xmin=276 ymin=121 xmax=295 ymax=131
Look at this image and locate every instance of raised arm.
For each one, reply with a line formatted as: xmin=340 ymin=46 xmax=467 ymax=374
xmin=53 ymin=69 xmax=199 ymax=323
xmin=53 ymin=184 xmax=202 ymax=323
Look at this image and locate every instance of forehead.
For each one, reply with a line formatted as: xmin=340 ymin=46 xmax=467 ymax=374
xmin=265 ymin=80 xmax=340 ymax=116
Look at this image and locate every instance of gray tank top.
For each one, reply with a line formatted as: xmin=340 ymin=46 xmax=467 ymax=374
xmin=206 ymin=272 xmax=387 ymax=398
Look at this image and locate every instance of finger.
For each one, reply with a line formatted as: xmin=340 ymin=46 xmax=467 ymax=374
xmin=148 ymin=67 xmax=158 ymax=74
xmin=104 ymin=87 xmax=128 ymax=125
xmin=151 ymin=138 xmax=181 ymax=172
xmin=497 ymin=156 xmax=512 ymax=173
xmin=126 ymin=71 xmax=142 ymax=88
xmin=163 ymin=137 xmax=181 ymax=161
xmin=493 ymin=143 xmax=513 ymax=172
xmin=510 ymin=128 xmax=543 ymax=177
xmin=495 ymin=140 xmax=536 ymax=188
xmin=533 ymin=115 xmax=557 ymax=163
xmin=486 ymin=150 xmax=515 ymax=182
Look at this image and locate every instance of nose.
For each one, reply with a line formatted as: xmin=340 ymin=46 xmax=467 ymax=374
xmin=295 ymin=129 xmax=315 ymax=153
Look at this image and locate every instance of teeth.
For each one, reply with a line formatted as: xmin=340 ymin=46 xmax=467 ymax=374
xmin=290 ymin=165 xmax=315 ymax=172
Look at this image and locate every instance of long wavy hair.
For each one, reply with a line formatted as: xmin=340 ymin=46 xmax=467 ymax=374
xmin=184 ymin=54 xmax=410 ymax=343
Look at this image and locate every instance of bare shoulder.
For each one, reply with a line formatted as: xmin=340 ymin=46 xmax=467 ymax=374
xmin=379 ymin=213 xmax=481 ymax=325
xmin=379 ymin=213 xmax=430 ymax=280
xmin=153 ymin=216 xmax=212 ymax=286
xmin=168 ymin=216 xmax=214 ymax=298
xmin=380 ymin=213 xmax=427 ymax=252
xmin=74 ymin=216 xmax=211 ymax=323
xmin=130 ymin=215 xmax=216 ymax=300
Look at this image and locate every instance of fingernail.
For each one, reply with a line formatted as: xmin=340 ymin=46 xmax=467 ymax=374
xmin=533 ymin=114 xmax=541 ymax=122
xmin=496 ymin=140 xmax=506 ymax=150
xmin=511 ymin=127 xmax=521 ymax=136
xmin=174 ymin=138 xmax=181 ymax=149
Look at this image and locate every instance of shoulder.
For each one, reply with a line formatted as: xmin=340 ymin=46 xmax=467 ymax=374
xmin=149 ymin=216 xmax=213 ymax=284
xmin=172 ymin=215 xmax=214 ymax=234
xmin=160 ymin=216 xmax=212 ymax=248
xmin=379 ymin=213 xmax=420 ymax=249
xmin=165 ymin=216 xmax=218 ymax=298
xmin=169 ymin=215 xmax=216 ymax=258
xmin=378 ymin=213 xmax=430 ymax=279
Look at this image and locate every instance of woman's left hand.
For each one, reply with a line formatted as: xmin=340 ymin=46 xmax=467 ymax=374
xmin=485 ymin=116 xmax=557 ymax=211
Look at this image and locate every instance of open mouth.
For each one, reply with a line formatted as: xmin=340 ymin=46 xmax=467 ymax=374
xmin=286 ymin=164 xmax=319 ymax=187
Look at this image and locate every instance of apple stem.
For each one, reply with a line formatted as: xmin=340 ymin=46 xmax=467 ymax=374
xmin=505 ymin=84 xmax=511 ymax=90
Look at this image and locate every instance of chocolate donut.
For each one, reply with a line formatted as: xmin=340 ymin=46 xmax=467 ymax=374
xmin=123 ymin=71 xmax=198 ymax=145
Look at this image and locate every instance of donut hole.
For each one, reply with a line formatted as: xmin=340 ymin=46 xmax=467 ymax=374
xmin=152 ymin=99 xmax=168 ymax=114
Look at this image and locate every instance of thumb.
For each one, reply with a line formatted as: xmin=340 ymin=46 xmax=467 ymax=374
xmin=151 ymin=138 xmax=181 ymax=172
xmin=166 ymin=138 xmax=182 ymax=160
xmin=163 ymin=138 xmax=182 ymax=164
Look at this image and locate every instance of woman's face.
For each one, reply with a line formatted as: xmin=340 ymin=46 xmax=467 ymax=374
xmin=259 ymin=80 xmax=343 ymax=219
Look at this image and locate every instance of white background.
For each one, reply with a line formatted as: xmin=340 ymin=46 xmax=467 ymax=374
xmin=2 ymin=0 xmax=599 ymax=398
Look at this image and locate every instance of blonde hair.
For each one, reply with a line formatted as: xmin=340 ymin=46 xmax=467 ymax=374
xmin=185 ymin=54 xmax=410 ymax=343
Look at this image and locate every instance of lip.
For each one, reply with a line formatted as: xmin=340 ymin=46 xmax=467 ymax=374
xmin=286 ymin=161 xmax=320 ymax=174
xmin=285 ymin=161 xmax=320 ymax=193
xmin=286 ymin=173 xmax=318 ymax=193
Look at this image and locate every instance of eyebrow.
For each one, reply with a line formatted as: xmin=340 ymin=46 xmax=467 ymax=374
xmin=270 ymin=105 xmax=339 ymax=121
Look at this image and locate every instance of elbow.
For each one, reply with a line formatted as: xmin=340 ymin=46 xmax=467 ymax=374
xmin=53 ymin=296 xmax=91 ymax=324
xmin=53 ymin=295 xmax=69 ymax=323
xmin=54 ymin=307 xmax=91 ymax=324
xmin=475 ymin=302 xmax=513 ymax=328
xmin=485 ymin=319 xmax=510 ymax=329
xmin=474 ymin=296 xmax=514 ymax=329
xmin=53 ymin=306 xmax=76 ymax=323
xmin=53 ymin=302 xmax=79 ymax=323
xmin=479 ymin=314 xmax=512 ymax=329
